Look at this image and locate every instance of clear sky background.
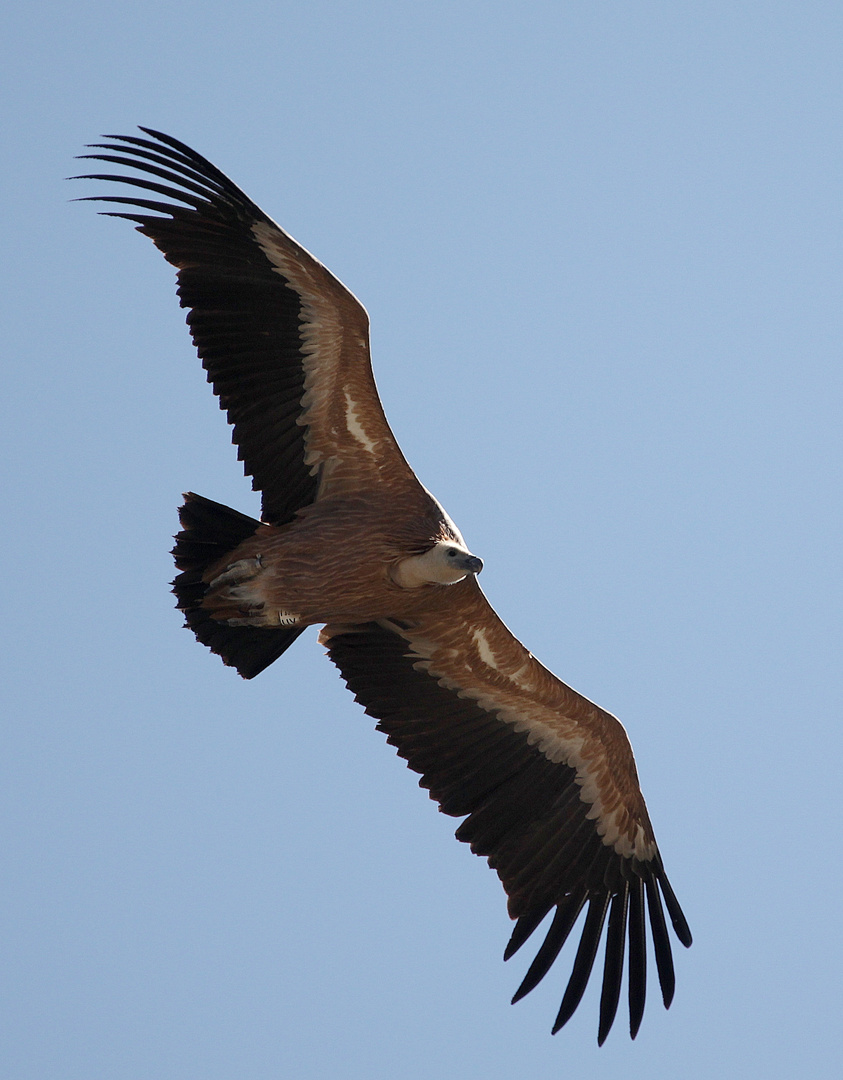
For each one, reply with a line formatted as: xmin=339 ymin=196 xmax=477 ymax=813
xmin=3 ymin=3 xmax=841 ymax=1078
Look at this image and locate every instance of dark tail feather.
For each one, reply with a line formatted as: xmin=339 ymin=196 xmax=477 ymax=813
xmin=171 ymin=492 xmax=304 ymax=679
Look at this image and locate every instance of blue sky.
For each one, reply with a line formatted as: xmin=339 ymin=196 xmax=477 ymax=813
xmin=3 ymin=3 xmax=842 ymax=1077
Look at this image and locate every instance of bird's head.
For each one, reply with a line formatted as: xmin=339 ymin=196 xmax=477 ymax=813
xmin=391 ymin=540 xmax=484 ymax=588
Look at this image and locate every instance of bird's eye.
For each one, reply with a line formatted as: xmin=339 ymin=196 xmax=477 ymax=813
xmin=447 ymin=549 xmax=458 ymax=557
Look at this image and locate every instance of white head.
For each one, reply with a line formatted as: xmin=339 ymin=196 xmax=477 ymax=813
xmin=391 ymin=541 xmax=484 ymax=589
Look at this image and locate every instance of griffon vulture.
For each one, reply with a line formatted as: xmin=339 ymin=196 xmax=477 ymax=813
xmin=75 ymin=128 xmax=691 ymax=1044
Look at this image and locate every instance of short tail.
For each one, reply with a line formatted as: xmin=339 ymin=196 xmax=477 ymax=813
xmin=171 ymin=492 xmax=304 ymax=679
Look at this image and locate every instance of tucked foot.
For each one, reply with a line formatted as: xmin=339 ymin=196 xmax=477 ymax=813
xmin=203 ymin=554 xmax=271 ymax=625
xmin=203 ymin=556 xmax=302 ymax=629
xmin=208 ymin=555 xmax=263 ymax=588
xmin=226 ymin=608 xmax=301 ymax=628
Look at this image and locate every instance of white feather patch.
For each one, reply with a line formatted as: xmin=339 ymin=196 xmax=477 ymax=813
xmin=343 ymin=390 xmax=377 ymax=454
xmin=471 ymin=628 xmax=500 ymax=671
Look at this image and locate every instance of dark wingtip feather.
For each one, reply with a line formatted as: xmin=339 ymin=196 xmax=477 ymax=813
xmin=70 ymin=172 xmax=208 ymax=210
xmin=137 ymin=125 xmax=216 ymax=163
xmin=645 ymin=877 xmax=676 ymax=1009
xmin=76 ymin=153 xmax=217 ymax=202
xmin=550 ymin=894 xmax=610 ymax=1035
xmin=656 ymin=865 xmax=693 ymax=947
xmin=503 ymin=905 xmax=552 ymax=962
xmin=70 ymin=128 xmax=263 ymax=222
xmin=596 ymin=887 xmax=629 ymax=1045
xmin=627 ymin=878 xmax=647 ymax=1039
xmin=511 ymin=893 xmax=586 ymax=1004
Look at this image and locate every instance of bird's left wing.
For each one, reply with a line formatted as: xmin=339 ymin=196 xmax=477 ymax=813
xmin=322 ymin=582 xmax=691 ymax=1043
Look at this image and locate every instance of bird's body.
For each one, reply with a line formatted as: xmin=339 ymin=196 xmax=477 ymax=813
xmin=199 ymin=486 xmax=464 ymax=627
xmin=76 ymin=128 xmax=691 ymax=1044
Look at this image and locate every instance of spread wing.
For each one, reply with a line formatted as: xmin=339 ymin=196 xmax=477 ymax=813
xmin=74 ymin=127 xmax=419 ymax=526
xmin=322 ymin=581 xmax=692 ymax=1044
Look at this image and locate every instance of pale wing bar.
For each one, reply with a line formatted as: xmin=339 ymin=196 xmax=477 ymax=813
xmin=325 ymin=621 xmax=691 ymax=1044
xmin=74 ymin=127 xmax=318 ymax=526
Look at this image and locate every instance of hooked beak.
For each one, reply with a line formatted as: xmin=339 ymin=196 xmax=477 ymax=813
xmin=462 ymin=554 xmax=484 ymax=575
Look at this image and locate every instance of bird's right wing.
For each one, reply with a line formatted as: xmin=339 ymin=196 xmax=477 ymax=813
xmin=75 ymin=128 xmax=422 ymax=526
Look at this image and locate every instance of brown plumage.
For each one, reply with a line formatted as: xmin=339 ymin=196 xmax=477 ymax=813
xmin=76 ymin=127 xmax=691 ymax=1044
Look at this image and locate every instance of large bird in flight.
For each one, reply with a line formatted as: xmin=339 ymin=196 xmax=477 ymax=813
xmin=76 ymin=128 xmax=691 ymax=1044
